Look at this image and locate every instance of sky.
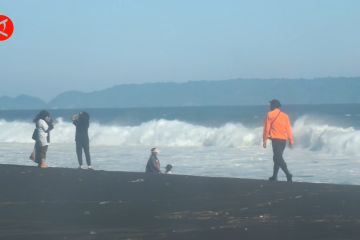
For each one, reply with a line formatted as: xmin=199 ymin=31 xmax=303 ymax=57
xmin=1 ymin=0 xmax=360 ymax=101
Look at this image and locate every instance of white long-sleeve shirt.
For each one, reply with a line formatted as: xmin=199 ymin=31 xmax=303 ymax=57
xmin=36 ymin=119 xmax=49 ymax=146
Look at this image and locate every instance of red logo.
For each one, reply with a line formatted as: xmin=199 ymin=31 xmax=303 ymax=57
xmin=0 ymin=15 xmax=14 ymax=41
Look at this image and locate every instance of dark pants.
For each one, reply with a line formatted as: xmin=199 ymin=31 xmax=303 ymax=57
xmin=35 ymin=142 xmax=48 ymax=166
xmin=271 ymin=139 xmax=291 ymax=178
xmin=76 ymin=140 xmax=91 ymax=166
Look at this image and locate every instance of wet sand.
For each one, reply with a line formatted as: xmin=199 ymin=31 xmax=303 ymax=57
xmin=0 ymin=164 xmax=360 ymax=239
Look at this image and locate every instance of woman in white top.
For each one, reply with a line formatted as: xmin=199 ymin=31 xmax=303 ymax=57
xmin=33 ymin=110 xmax=54 ymax=168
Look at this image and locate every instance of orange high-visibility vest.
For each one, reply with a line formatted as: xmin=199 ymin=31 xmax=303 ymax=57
xmin=263 ymin=108 xmax=294 ymax=144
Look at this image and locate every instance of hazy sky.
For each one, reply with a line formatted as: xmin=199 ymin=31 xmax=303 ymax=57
xmin=1 ymin=0 xmax=360 ymax=100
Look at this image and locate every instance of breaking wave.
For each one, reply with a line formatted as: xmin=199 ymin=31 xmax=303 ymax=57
xmin=0 ymin=116 xmax=359 ymax=156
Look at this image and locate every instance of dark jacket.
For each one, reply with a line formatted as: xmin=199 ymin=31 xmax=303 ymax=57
xmin=145 ymin=154 xmax=160 ymax=173
xmin=73 ymin=112 xmax=89 ymax=142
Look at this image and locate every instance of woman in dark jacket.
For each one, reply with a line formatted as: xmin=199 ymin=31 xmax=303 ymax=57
xmin=72 ymin=112 xmax=92 ymax=169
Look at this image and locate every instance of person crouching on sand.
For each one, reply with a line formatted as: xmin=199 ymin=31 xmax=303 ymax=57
xmin=165 ymin=164 xmax=173 ymax=174
xmin=145 ymin=148 xmax=161 ymax=173
xmin=263 ymin=99 xmax=293 ymax=182
xmin=33 ymin=110 xmax=54 ymax=168
xmin=72 ymin=112 xmax=93 ymax=170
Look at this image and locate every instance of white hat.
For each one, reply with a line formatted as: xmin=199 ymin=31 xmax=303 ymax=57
xmin=151 ymin=147 xmax=160 ymax=153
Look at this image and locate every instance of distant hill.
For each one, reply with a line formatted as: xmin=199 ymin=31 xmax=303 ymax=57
xmin=1 ymin=78 xmax=360 ymax=110
xmin=0 ymin=95 xmax=46 ymax=110
xmin=48 ymin=77 xmax=360 ymax=108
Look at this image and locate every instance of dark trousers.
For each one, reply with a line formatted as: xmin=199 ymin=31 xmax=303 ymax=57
xmin=34 ymin=142 xmax=48 ymax=166
xmin=76 ymin=140 xmax=91 ymax=166
xmin=271 ymin=139 xmax=291 ymax=178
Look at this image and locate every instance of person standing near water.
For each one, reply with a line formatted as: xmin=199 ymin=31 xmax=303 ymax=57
xmin=72 ymin=112 xmax=92 ymax=170
xmin=33 ymin=110 xmax=54 ymax=168
xmin=263 ymin=99 xmax=293 ymax=182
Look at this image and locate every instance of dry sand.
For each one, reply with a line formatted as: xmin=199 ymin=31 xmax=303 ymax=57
xmin=0 ymin=164 xmax=360 ymax=239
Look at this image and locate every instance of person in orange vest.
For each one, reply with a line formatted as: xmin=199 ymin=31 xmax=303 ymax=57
xmin=263 ymin=99 xmax=293 ymax=182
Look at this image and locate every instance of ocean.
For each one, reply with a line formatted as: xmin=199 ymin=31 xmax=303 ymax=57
xmin=0 ymin=104 xmax=360 ymax=185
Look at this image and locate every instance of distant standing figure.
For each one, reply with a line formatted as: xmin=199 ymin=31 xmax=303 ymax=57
xmin=164 ymin=164 xmax=173 ymax=174
xmin=145 ymin=148 xmax=161 ymax=173
xmin=263 ymin=99 xmax=293 ymax=182
xmin=33 ymin=110 xmax=54 ymax=168
xmin=72 ymin=112 xmax=92 ymax=170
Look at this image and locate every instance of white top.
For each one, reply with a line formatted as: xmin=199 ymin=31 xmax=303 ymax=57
xmin=36 ymin=119 xmax=49 ymax=146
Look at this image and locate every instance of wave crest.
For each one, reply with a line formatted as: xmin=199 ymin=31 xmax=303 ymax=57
xmin=0 ymin=116 xmax=359 ymax=156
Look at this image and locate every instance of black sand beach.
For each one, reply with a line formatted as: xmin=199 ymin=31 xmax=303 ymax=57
xmin=1 ymin=164 xmax=360 ymax=240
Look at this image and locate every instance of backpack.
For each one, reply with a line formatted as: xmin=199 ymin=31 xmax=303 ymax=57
xmin=31 ymin=128 xmax=38 ymax=141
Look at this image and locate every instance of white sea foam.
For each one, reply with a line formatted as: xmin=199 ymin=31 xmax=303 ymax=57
xmin=0 ymin=116 xmax=360 ymax=157
xmin=293 ymin=116 xmax=360 ymax=156
xmin=1 ymin=115 xmax=360 ymax=185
